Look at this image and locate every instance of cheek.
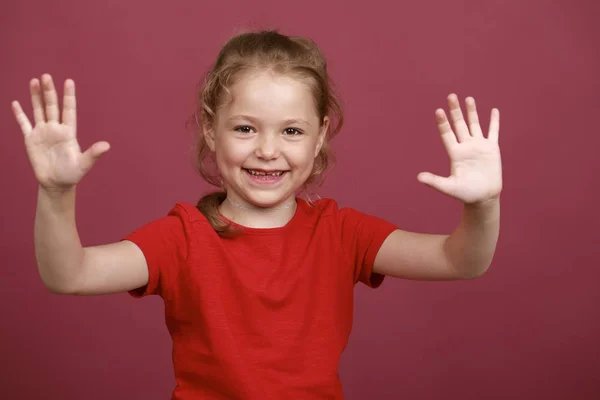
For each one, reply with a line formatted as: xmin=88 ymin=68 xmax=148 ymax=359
xmin=215 ymin=138 xmax=251 ymax=166
xmin=287 ymin=145 xmax=317 ymax=171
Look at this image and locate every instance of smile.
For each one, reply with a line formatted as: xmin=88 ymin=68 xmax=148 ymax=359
xmin=244 ymin=169 xmax=285 ymax=177
xmin=243 ymin=168 xmax=288 ymax=183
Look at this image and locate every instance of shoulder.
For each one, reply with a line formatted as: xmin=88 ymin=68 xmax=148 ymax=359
xmin=127 ymin=201 xmax=216 ymax=240
xmin=298 ymin=197 xmax=345 ymax=223
xmin=124 ymin=201 xmax=197 ymax=235
xmin=166 ymin=202 xmax=216 ymax=229
xmin=301 ymin=197 xmax=366 ymax=221
xmin=167 ymin=201 xmax=207 ymax=221
xmin=297 ymin=197 xmax=367 ymax=228
xmin=301 ymin=197 xmax=396 ymax=234
xmin=303 ymin=197 xmax=339 ymax=213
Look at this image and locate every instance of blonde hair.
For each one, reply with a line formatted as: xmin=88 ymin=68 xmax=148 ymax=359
xmin=189 ymin=30 xmax=344 ymax=235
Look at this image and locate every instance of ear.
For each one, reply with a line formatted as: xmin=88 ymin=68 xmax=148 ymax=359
xmin=204 ymin=123 xmax=216 ymax=152
xmin=315 ymin=116 xmax=330 ymax=157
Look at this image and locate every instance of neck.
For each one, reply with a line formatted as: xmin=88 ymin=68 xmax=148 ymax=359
xmin=219 ymin=195 xmax=298 ymax=229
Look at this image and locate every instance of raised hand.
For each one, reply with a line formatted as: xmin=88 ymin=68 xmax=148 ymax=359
xmin=12 ymin=74 xmax=110 ymax=193
xmin=417 ymin=94 xmax=502 ymax=205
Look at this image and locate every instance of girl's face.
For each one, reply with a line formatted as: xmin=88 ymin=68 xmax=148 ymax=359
xmin=205 ymin=70 xmax=329 ymax=208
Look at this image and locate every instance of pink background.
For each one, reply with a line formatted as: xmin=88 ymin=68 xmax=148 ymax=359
xmin=2 ymin=0 xmax=599 ymax=398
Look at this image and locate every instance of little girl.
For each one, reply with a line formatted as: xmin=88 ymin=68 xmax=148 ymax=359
xmin=12 ymin=30 xmax=502 ymax=399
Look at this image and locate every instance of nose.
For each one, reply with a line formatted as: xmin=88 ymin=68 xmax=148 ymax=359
xmin=255 ymin=133 xmax=280 ymax=160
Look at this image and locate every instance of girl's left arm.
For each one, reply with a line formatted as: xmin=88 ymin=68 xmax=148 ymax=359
xmin=373 ymin=94 xmax=502 ymax=281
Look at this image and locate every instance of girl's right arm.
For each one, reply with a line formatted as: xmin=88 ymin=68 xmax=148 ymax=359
xmin=14 ymin=74 xmax=149 ymax=295
xmin=35 ymin=186 xmax=149 ymax=295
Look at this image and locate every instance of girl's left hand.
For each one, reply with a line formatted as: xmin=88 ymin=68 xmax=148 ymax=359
xmin=417 ymin=94 xmax=502 ymax=205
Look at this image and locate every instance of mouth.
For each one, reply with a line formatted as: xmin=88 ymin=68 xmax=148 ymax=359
xmin=244 ymin=169 xmax=285 ymax=177
xmin=243 ymin=168 xmax=288 ymax=183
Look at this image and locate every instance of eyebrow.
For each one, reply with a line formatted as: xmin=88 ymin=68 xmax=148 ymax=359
xmin=227 ymin=115 xmax=312 ymax=126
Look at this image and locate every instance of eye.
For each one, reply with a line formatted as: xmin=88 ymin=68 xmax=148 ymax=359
xmin=283 ymin=128 xmax=303 ymax=136
xmin=234 ymin=126 xmax=255 ymax=135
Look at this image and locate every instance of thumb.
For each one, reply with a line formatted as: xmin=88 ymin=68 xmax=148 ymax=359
xmin=417 ymin=172 xmax=453 ymax=195
xmin=81 ymin=141 xmax=111 ymax=173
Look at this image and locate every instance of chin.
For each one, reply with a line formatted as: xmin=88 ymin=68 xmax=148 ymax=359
xmin=235 ymin=170 xmax=296 ymax=203
xmin=243 ymin=190 xmax=295 ymax=208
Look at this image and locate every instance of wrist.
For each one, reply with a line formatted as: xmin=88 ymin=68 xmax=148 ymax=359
xmin=463 ymin=196 xmax=500 ymax=224
xmin=467 ymin=195 xmax=500 ymax=209
xmin=38 ymin=184 xmax=76 ymax=202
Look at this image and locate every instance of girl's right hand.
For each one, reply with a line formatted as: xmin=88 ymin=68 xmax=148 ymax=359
xmin=12 ymin=74 xmax=110 ymax=194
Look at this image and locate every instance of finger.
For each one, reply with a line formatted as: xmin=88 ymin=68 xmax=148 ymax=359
xmin=80 ymin=141 xmax=111 ymax=173
xmin=435 ymin=109 xmax=457 ymax=151
xmin=62 ymin=79 xmax=77 ymax=131
xmin=30 ymin=78 xmax=45 ymax=124
xmin=465 ymin=97 xmax=484 ymax=137
xmin=447 ymin=93 xmax=471 ymax=142
xmin=41 ymin=74 xmax=60 ymax=122
xmin=417 ymin=172 xmax=455 ymax=195
xmin=488 ymin=108 xmax=500 ymax=142
xmin=11 ymin=101 xmax=33 ymax=135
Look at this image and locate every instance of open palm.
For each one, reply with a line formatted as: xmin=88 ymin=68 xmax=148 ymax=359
xmin=12 ymin=74 xmax=110 ymax=192
xmin=418 ymin=94 xmax=502 ymax=204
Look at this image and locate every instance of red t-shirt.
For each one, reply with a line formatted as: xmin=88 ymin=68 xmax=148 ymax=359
xmin=123 ymin=198 xmax=397 ymax=399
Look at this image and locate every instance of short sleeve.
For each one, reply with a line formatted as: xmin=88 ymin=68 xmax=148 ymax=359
xmin=340 ymin=207 xmax=397 ymax=288
xmin=121 ymin=210 xmax=187 ymax=298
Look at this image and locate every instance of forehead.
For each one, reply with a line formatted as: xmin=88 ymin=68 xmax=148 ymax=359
xmin=218 ymin=70 xmax=318 ymax=121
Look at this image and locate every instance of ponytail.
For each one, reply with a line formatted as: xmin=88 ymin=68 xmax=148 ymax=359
xmin=196 ymin=191 xmax=239 ymax=237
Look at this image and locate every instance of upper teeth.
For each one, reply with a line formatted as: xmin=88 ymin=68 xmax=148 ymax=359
xmin=248 ymin=170 xmax=283 ymax=176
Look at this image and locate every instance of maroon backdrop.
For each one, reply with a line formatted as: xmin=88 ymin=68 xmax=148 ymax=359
xmin=2 ymin=0 xmax=599 ymax=399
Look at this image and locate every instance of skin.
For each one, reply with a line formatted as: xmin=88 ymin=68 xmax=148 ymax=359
xmin=204 ymin=70 xmax=329 ymax=229
xmin=373 ymin=95 xmax=502 ymax=280
xmin=203 ymin=70 xmax=503 ymax=279
xmin=11 ymin=72 xmax=501 ymax=297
